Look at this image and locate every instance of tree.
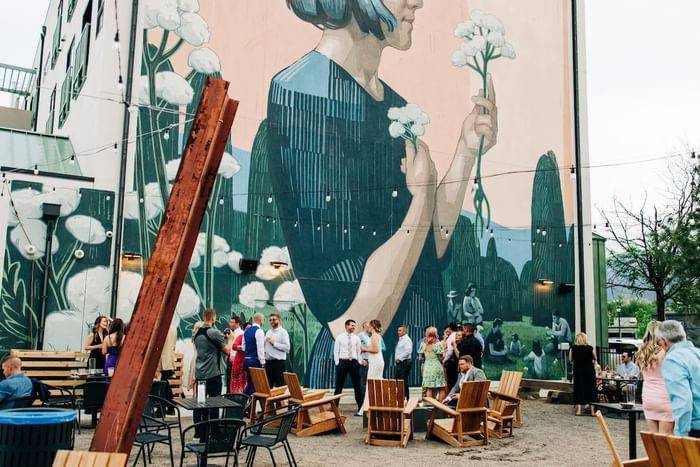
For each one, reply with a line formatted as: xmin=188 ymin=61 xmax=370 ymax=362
xmin=603 ymin=159 xmax=699 ymax=320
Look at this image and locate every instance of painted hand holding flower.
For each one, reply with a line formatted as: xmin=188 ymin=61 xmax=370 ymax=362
xmin=452 ymin=10 xmax=515 ymax=238
xmin=388 ymin=104 xmax=436 ymax=196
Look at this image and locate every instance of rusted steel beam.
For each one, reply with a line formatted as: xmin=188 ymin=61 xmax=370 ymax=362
xmin=91 ymin=77 xmax=239 ymax=454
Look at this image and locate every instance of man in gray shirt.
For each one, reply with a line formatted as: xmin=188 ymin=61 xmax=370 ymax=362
xmin=193 ymin=308 xmax=233 ymax=437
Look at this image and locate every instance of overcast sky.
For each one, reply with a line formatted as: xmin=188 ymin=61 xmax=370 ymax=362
xmin=1 ymin=0 xmax=698 ymax=220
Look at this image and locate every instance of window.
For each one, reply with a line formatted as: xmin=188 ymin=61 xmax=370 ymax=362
xmin=58 ymin=69 xmax=72 ymax=128
xmin=95 ymin=0 xmax=103 ymax=36
xmin=50 ymin=1 xmax=64 ymax=69
xmin=46 ymin=86 xmax=56 ymax=134
xmin=65 ymin=37 xmax=74 ymax=73
xmin=67 ymin=0 xmax=78 ymax=21
xmin=73 ymin=24 xmax=91 ymax=95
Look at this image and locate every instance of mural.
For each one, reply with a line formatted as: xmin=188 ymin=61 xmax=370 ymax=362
xmin=0 ymin=181 xmax=114 ymax=353
xmin=0 ymin=1 xmax=579 ymax=385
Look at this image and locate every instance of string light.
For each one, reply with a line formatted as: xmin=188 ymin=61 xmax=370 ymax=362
xmin=570 ymin=165 xmax=576 ymax=179
xmin=113 ymin=142 xmax=118 ymax=153
xmin=317 ymin=225 xmax=321 ymax=231
xmin=326 ymin=223 xmax=330 ymax=228
xmin=473 ymin=177 xmax=480 ymax=190
xmin=391 ymin=186 xmax=398 ymax=198
xmin=406 ymin=229 xmax=410 ymax=235
xmin=445 ymin=229 xmax=450 ymax=237
xmin=33 ymin=165 xmax=39 ymax=175
xmin=360 ymin=225 xmax=365 ymax=230
xmin=218 ymin=196 xmax=224 ymax=205
xmin=117 ymin=75 xmax=124 ymax=90
xmin=112 ymin=31 xmax=121 ymax=51
xmin=294 ymin=220 xmax=298 ymax=228
xmin=267 ymin=193 xmax=273 ymax=204
xmin=372 ymin=230 xmax=377 ymax=236
xmin=536 ymin=226 xmax=541 ymax=234
xmin=69 ymin=154 xmax=76 ymax=164
xmin=325 ymin=191 xmax=331 ymax=203
xmin=489 ymin=228 xmax=494 ymax=237
xmin=343 ymin=228 xmax=348 ymax=234
xmin=542 ymin=228 xmax=547 ymax=236
xmin=162 ymin=128 xmax=170 ymax=141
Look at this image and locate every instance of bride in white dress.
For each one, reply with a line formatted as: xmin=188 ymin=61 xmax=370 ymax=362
xmin=359 ymin=319 xmax=385 ymax=414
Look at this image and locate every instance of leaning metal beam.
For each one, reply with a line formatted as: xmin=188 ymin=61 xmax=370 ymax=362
xmin=90 ymin=77 xmax=239 ymax=454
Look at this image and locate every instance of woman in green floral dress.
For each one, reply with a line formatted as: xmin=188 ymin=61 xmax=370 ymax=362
xmin=418 ymin=327 xmax=447 ymax=399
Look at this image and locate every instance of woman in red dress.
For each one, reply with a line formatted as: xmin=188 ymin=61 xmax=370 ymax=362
xmin=229 ymin=323 xmax=248 ymax=393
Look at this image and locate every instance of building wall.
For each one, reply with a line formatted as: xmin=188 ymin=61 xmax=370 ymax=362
xmin=1 ymin=0 xmax=594 ymax=387
xmin=0 ymin=107 xmax=32 ymax=130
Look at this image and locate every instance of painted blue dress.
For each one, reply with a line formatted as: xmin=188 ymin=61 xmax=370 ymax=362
xmin=266 ymin=51 xmax=446 ymax=387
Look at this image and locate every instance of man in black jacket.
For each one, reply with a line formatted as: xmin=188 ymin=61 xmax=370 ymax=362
xmin=457 ymin=323 xmax=483 ymax=369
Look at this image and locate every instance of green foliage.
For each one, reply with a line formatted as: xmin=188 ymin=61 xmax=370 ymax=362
xmin=607 ymin=296 xmax=655 ymax=337
xmin=0 ymin=252 xmax=36 ymax=352
xmin=635 ymin=306 xmax=653 ymax=339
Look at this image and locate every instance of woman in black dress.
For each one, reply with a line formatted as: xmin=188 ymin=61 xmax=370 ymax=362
xmin=569 ymin=332 xmax=598 ymax=416
xmin=84 ymin=316 xmax=109 ymax=372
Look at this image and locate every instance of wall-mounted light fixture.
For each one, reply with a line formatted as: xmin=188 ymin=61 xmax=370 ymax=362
xmin=537 ymin=279 xmax=554 ymax=285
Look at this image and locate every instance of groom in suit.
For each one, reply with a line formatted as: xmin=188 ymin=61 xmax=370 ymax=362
xmin=442 ymin=355 xmax=486 ymax=406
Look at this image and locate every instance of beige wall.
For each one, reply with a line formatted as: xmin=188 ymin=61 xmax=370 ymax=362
xmin=171 ymin=0 xmax=576 ymax=228
xmin=0 ymin=106 xmax=32 ymax=131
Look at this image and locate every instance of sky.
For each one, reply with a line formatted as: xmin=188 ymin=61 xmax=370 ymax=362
xmin=0 ymin=0 xmax=699 ymax=219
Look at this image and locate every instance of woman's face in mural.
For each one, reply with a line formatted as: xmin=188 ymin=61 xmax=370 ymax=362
xmin=381 ymin=0 xmax=424 ymax=51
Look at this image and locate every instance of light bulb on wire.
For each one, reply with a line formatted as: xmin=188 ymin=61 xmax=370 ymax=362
xmin=113 ymin=142 xmax=119 ymax=153
xmin=218 ymin=196 xmax=224 ymax=205
xmin=570 ymin=165 xmax=576 ymax=179
xmin=267 ymin=193 xmax=273 ymax=204
xmin=33 ymin=165 xmax=39 ymax=175
xmin=117 ymin=75 xmax=124 ymax=91
xmin=391 ymin=186 xmax=398 ymax=198
xmin=112 ymin=31 xmax=121 ymax=50
xmin=162 ymin=128 xmax=170 ymax=141
xmin=69 ymin=155 xmax=76 ymax=164
xmin=325 ymin=191 xmax=331 ymax=203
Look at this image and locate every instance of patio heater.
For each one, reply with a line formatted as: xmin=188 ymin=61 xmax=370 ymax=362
xmin=36 ymin=202 xmax=61 ymax=350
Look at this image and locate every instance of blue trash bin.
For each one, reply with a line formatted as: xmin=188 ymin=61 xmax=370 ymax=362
xmin=0 ymin=408 xmax=76 ymax=467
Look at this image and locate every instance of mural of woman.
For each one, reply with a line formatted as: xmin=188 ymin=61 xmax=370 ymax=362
xmin=462 ymin=282 xmax=484 ymax=326
xmin=264 ymin=0 xmax=498 ymax=385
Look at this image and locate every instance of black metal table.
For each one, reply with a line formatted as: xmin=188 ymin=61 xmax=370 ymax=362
xmin=174 ymin=397 xmax=241 ymax=467
xmin=592 ymin=402 xmax=644 ymax=459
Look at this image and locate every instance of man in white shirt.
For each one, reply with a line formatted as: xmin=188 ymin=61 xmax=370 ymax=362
xmin=265 ymin=313 xmax=291 ymax=388
xmin=333 ymin=319 xmax=363 ymax=412
xmin=394 ymin=325 xmax=413 ymax=398
xmin=442 ymin=355 xmax=486 ymax=406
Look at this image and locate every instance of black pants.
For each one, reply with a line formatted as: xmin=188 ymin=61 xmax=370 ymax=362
xmin=193 ymin=375 xmax=222 ymax=438
xmin=395 ymin=359 xmax=412 ymax=396
xmin=444 ymin=358 xmax=458 ymax=393
xmin=690 ymin=429 xmax=700 ymax=438
xmin=334 ymin=360 xmax=363 ymax=410
xmin=265 ymin=359 xmax=286 ymax=388
xmin=359 ymin=360 xmax=369 ymax=399
xmin=160 ymin=370 xmax=175 ymax=402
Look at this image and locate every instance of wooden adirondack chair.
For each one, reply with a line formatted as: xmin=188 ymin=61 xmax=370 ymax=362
xmin=489 ymin=370 xmax=523 ymax=429
xmin=283 ymin=372 xmax=346 ymax=437
xmin=596 ymin=412 xmax=650 ymax=466
xmin=52 ymin=450 xmax=127 ymax=467
xmin=248 ymin=367 xmax=289 ymax=422
xmin=365 ymin=379 xmax=419 ymax=447
xmin=424 ymin=380 xmax=490 ymax=448
xmin=642 ymin=431 xmax=700 ymax=467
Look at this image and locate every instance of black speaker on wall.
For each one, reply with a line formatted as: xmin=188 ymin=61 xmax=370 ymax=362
xmin=239 ymin=259 xmax=259 ymax=273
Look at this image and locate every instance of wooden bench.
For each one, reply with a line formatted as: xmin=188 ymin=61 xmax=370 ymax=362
xmin=10 ymin=350 xmax=184 ymax=400
xmin=52 ymin=450 xmax=127 ymax=467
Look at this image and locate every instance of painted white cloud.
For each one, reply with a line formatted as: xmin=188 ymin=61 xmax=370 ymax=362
xmin=65 ymin=215 xmax=107 ymax=244
xmin=42 ymin=310 xmax=87 ymax=352
xmin=188 ymin=47 xmax=220 ymax=74
xmin=135 ymin=75 xmax=150 ymax=106
xmin=273 ymin=280 xmax=306 ymax=312
xmin=175 ymin=12 xmax=210 ymax=47
xmin=144 ymin=0 xmax=181 ymax=30
xmin=174 ymin=282 xmax=200 ymax=323
xmin=116 ymin=271 xmax=143 ymax=321
xmin=7 ymin=188 xmax=43 ymax=227
xmin=239 ymin=281 xmax=269 ymax=308
xmin=10 ymin=219 xmax=59 ymax=260
xmin=155 ymin=71 xmax=194 ymax=106
xmin=227 ymin=250 xmax=242 ymax=273
xmin=213 ymin=250 xmax=229 ymax=268
xmin=218 ymin=152 xmax=241 ymax=179
xmin=166 ymin=158 xmax=181 ymax=181
xmin=124 ymin=183 xmax=163 ymax=221
xmin=65 ymin=266 xmax=112 ymax=317
xmin=41 ymin=187 xmax=81 ymax=216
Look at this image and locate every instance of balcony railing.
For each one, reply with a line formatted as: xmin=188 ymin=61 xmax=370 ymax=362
xmin=72 ymin=24 xmax=90 ymax=95
xmin=58 ymin=67 xmax=73 ymax=128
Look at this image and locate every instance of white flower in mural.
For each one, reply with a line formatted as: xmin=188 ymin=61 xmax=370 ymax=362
xmin=454 ymin=20 xmax=475 ymax=39
xmin=195 ymin=233 xmax=207 ymax=256
xmin=155 ymin=71 xmax=194 ymax=106
xmin=166 ymin=158 xmax=181 ymax=181
xmin=500 ymin=43 xmax=516 ymax=59
xmin=212 ymin=250 xmax=228 ymax=268
xmin=175 ymin=12 xmax=210 ymax=47
xmin=7 ymin=188 xmax=42 ymax=227
xmin=470 ymin=9 xmax=485 ymax=26
xmin=188 ymin=47 xmax=221 ymax=75
xmin=239 ymin=281 xmax=269 ymax=308
xmin=487 ymin=31 xmax=505 ymax=47
xmin=65 ymin=266 xmax=111 ymax=316
xmin=42 ymin=310 xmax=87 ymax=352
xmin=65 ymin=215 xmax=107 ymax=245
xmin=174 ymin=282 xmax=200 ymax=322
xmin=459 ymin=41 xmax=479 ymax=58
xmin=135 ymin=76 xmax=151 ymax=106
xmin=481 ymin=14 xmax=505 ymax=34
xmin=41 ymin=187 xmax=81 ymax=216
xmin=116 ymin=271 xmax=143 ymax=321
xmin=177 ymin=0 xmax=199 ymax=13
xmin=227 ymin=250 xmax=242 ymax=273
xmin=144 ymin=0 xmax=181 ymax=31
xmin=273 ymin=280 xmax=306 ymax=312
xmin=451 ymin=50 xmax=469 ymax=66
xmin=218 ymin=152 xmax=240 ymax=179
xmin=212 ymin=235 xmax=230 ymax=253
xmin=189 ymin=250 xmax=201 ymax=269
xmin=387 ymin=103 xmax=430 ymax=149
xmin=470 ymin=35 xmax=487 ymax=52
xmin=124 ymin=183 xmax=163 ymax=220
xmin=10 ymin=219 xmax=59 ymax=260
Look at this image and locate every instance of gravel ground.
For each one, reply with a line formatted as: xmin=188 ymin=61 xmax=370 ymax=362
xmin=73 ymin=398 xmax=643 ymax=466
